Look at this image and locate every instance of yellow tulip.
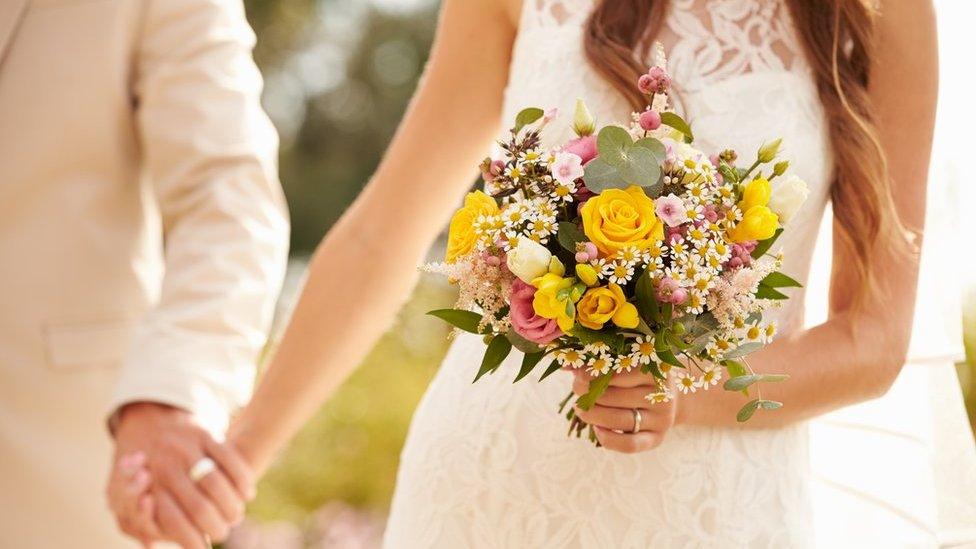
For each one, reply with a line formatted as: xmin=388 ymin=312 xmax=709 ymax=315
xmin=580 ymin=185 xmax=664 ymax=257
xmin=729 ymin=205 xmax=779 ymax=243
xmin=445 ymin=191 xmax=499 ymax=263
xmin=531 ymin=273 xmax=576 ymax=332
xmin=740 ymin=177 xmax=771 ymax=211
xmin=576 ymin=283 xmax=640 ymax=330
xmin=575 ymin=263 xmax=599 ymax=287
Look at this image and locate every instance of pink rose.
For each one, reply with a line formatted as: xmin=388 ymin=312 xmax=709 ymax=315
xmin=562 ymin=135 xmax=598 ymax=165
xmin=509 ymin=279 xmax=563 ymax=345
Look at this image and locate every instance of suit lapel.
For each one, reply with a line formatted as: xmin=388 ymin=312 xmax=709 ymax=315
xmin=0 ymin=0 xmax=29 ymax=69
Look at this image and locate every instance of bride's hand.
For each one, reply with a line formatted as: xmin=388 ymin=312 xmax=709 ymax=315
xmin=570 ymin=369 xmax=678 ymax=454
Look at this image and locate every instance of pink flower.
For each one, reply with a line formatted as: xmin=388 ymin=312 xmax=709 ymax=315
xmin=639 ymin=110 xmax=662 ymax=131
xmin=656 ymin=276 xmax=687 ymax=305
xmin=637 ymin=74 xmax=655 ymax=94
xmin=646 ymin=66 xmax=672 ymax=93
xmin=551 ymin=151 xmax=584 ymax=185
xmin=562 ymin=135 xmax=598 ymax=164
xmin=655 ymin=194 xmax=686 ymax=227
xmin=509 ymin=279 xmax=563 ymax=345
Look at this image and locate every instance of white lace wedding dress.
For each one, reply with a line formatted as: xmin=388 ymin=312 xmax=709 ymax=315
xmin=382 ymin=1 xmax=976 ymax=547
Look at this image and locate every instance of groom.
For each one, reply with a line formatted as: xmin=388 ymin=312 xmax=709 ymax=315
xmin=0 ymin=0 xmax=287 ymax=547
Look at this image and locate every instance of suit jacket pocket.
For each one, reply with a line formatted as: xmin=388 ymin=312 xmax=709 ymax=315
xmin=43 ymin=317 xmax=137 ymax=372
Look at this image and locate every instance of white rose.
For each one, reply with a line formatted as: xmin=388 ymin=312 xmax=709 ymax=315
xmin=768 ymin=174 xmax=809 ymax=224
xmin=506 ymin=237 xmax=552 ymax=283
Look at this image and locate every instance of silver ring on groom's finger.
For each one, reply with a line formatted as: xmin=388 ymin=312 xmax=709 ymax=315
xmin=189 ymin=457 xmax=217 ymax=483
xmin=631 ymin=408 xmax=642 ymax=434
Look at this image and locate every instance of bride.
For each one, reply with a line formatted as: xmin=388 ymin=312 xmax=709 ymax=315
xmin=111 ymin=0 xmax=975 ymax=547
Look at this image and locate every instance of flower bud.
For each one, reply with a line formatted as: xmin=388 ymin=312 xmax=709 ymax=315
xmin=548 ymin=256 xmax=566 ymax=277
xmin=757 ymin=138 xmax=782 ymax=163
xmin=639 ymin=110 xmax=662 ymax=131
xmin=572 ymin=98 xmax=596 ymax=137
xmin=637 ymin=74 xmax=654 ymax=95
xmin=575 ymin=263 xmax=599 ymax=287
xmin=506 ymin=237 xmax=552 ymax=283
xmin=773 ymin=160 xmax=790 ymax=176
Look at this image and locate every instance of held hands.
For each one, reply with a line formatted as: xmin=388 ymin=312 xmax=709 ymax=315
xmin=570 ymin=368 xmax=679 ymax=454
xmin=106 ymin=403 xmax=255 ymax=548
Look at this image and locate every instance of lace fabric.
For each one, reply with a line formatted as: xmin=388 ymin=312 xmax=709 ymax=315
xmin=382 ymin=1 xmax=973 ymax=547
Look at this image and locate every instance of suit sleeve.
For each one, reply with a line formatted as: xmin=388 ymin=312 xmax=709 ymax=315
xmin=109 ymin=0 xmax=289 ymax=434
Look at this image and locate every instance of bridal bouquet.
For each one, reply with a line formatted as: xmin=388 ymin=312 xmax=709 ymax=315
xmin=424 ymin=55 xmax=809 ymax=433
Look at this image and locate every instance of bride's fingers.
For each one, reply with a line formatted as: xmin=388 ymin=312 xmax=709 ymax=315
xmin=594 ymin=426 xmax=663 ymax=454
xmin=573 ymin=404 xmax=669 ymax=433
xmin=590 ymin=385 xmax=659 ymax=409
xmin=571 ymin=372 xmax=655 ymax=398
xmin=606 ymin=368 xmax=658 ymax=388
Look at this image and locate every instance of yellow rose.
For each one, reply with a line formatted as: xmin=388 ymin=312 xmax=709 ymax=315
xmin=740 ymin=177 xmax=771 ymax=211
xmin=576 ymin=283 xmax=640 ymax=330
xmin=580 ymin=185 xmax=664 ymax=257
xmin=729 ymin=205 xmax=779 ymax=242
xmin=445 ymin=190 xmax=499 ymax=263
xmin=531 ymin=273 xmax=576 ymax=332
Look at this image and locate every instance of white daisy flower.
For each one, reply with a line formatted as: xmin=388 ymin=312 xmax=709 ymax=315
xmin=556 ymin=348 xmax=585 ymax=369
xmin=584 ymin=341 xmax=611 ymax=356
xmin=617 ymin=246 xmax=649 ymax=266
xmin=685 ymin=204 xmax=705 ymax=223
xmin=614 ymin=353 xmax=641 ymax=373
xmin=518 ymin=148 xmax=545 ymax=164
xmin=603 ymin=260 xmax=635 ymax=285
xmin=699 ymin=364 xmax=722 ymax=387
xmin=504 ymin=165 xmax=523 ymax=183
xmin=550 ymin=180 xmax=577 ymax=202
xmin=645 ymin=388 xmax=674 ymax=404
xmin=675 ymin=370 xmax=701 ymax=394
xmin=587 ymin=355 xmax=613 ymax=377
xmin=631 ymin=336 xmax=656 ymax=365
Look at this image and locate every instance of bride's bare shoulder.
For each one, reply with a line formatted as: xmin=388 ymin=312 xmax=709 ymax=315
xmin=499 ymin=0 xmax=523 ymax=28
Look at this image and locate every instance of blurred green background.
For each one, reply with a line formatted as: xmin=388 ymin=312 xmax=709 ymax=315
xmin=227 ymin=1 xmax=976 ymax=546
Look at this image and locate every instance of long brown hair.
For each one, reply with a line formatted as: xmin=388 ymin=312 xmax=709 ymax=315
xmin=583 ymin=0 xmax=906 ymax=307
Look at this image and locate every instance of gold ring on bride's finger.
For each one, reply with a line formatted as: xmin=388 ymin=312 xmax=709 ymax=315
xmin=631 ymin=408 xmax=642 ymax=434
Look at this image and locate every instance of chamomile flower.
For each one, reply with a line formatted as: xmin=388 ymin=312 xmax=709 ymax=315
xmin=587 ymin=355 xmax=613 ymax=376
xmin=528 ymin=215 xmax=556 ymax=239
xmin=550 ymin=180 xmax=577 ymax=202
xmin=500 ymin=203 xmax=529 ymax=227
xmin=685 ymin=203 xmax=705 ymax=223
xmin=668 ymin=237 xmax=690 ymax=258
xmin=499 ymin=230 xmax=521 ymax=251
xmin=603 ymin=260 xmax=635 ymax=285
xmin=645 ymin=388 xmax=674 ymax=404
xmin=686 ymin=225 xmax=709 ymax=246
xmin=555 ymin=348 xmax=585 ymax=369
xmin=684 ymin=180 xmax=708 ymax=205
xmin=675 ymin=370 xmax=702 ymax=394
xmin=685 ymin=291 xmax=706 ymax=315
xmin=617 ymin=245 xmax=649 ymax=266
xmin=504 ymin=165 xmax=523 ymax=183
xmin=518 ymin=148 xmax=545 ymax=165
xmin=699 ymin=364 xmax=722 ymax=387
xmin=583 ymin=341 xmax=611 ymax=357
xmin=615 ymin=353 xmax=641 ymax=373
xmin=631 ymin=336 xmax=656 ymax=365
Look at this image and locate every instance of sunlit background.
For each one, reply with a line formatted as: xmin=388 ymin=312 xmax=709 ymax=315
xmin=225 ymin=1 xmax=976 ymax=546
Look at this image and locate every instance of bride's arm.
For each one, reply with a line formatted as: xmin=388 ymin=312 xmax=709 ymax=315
xmin=678 ymin=0 xmax=939 ymax=428
xmin=228 ymin=0 xmax=519 ymax=473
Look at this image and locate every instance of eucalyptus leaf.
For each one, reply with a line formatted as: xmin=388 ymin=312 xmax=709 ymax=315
xmin=618 ymin=146 xmax=662 ymax=187
xmin=576 ymin=372 xmax=613 ymax=410
xmin=539 ymin=359 xmax=562 ymax=381
xmin=583 ymin=157 xmax=628 ymax=192
xmin=514 ymin=107 xmax=544 ymax=133
xmin=514 ymin=351 xmax=545 ymax=382
xmin=660 ymin=112 xmax=694 ymax=143
xmin=759 ymin=400 xmax=783 ymax=410
xmin=759 ymin=374 xmax=790 ymax=383
xmin=722 ymin=341 xmax=764 ymax=359
xmin=751 ymin=228 xmax=784 ymax=259
xmin=557 ymin=221 xmax=587 ymax=253
xmin=737 ymin=399 xmax=761 ymax=422
xmin=596 ymin=126 xmax=633 ymax=166
xmin=427 ymin=309 xmax=483 ymax=334
xmin=723 ymin=359 xmax=748 ymax=379
xmin=474 ymin=336 xmax=512 ymax=382
xmin=633 ymin=137 xmax=667 ymax=160
xmin=760 ymin=271 xmax=803 ymax=288
xmin=723 ymin=374 xmax=762 ymax=392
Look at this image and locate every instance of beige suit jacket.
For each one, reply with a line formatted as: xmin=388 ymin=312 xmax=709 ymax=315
xmin=0 ymin=0 xmax=289 ymax=546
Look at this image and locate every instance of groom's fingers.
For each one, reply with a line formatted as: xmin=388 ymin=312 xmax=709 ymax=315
xmin=156 ymin=489 xmax=208 ymax=549
xmin=159 ymin=464 xmax=231 ymax=543
xmin=203 ymin=436 xmax=255 ymax=501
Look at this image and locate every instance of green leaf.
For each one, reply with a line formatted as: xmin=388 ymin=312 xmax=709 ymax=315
xmin=653 ymin=330 xmax=683 ymax=368
xmin=539 ymin=359 xmax=562 ymax=381
xmin=595 ymin=126 xmax=633 ymax=166
xmin=759 ymin=400 xmax=783 ymax=410
xmin=474 ymin=336 xmax=512 ymax=382
xmin=660 ymin=112 xmax=694 ymax=143
xmin=751 ymin=228 xmax=784 ymax=259
xmin=760 ymin=271 xmax=802 ymax=288
xmin=505 ymin=330 xmax=543 ymax=354
xmin=576 ymin=372 xmax=613 ymax=410
xmin=723 ymin=359 xmax=748 ymax=379
xmin=514 ymin=351 xmax=545 ymax=382
xmin=514 ymin=107 xmax=544 ymax=133
xmin=582 ymin=157 xmax=628 ymax=192
xmin=618 ymin=146 xmax=662 ymax=187
xmin=718 ymin=162 xmax=739 ymax=184
xmin=635 ymin=268 xmax=661 ymax=325
xmin=723 ymin=374 xmax=762 ymax=392
xmin=722 ymin=341 xmax=764 ymax=359
xmin=759 ymin=374 xmax=790 ymax=383
xmin=427 ymin=309 xmax=483 ymax=334
xmin=642 ymin=360 xmax=666 ymax=380
xmin=557 ymin=221 xmax=587 ymax=253
xmin=633 ymin=137 xmax=667 ymax=160
xmin=736 ymin=399 xmax=761 ymax=422
xmin=755 ymin=284 xmax=789 ymax=300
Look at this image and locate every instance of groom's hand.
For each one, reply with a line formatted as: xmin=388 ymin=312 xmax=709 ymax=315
xmin=112 ymin=402 xmax=255 ymax=546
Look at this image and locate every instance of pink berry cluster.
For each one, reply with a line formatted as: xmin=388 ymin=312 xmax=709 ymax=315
xmin=637 ymin=66 xmax=671 ymax=95
xmin=726 ymin=241 xmax=757 ymax=270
